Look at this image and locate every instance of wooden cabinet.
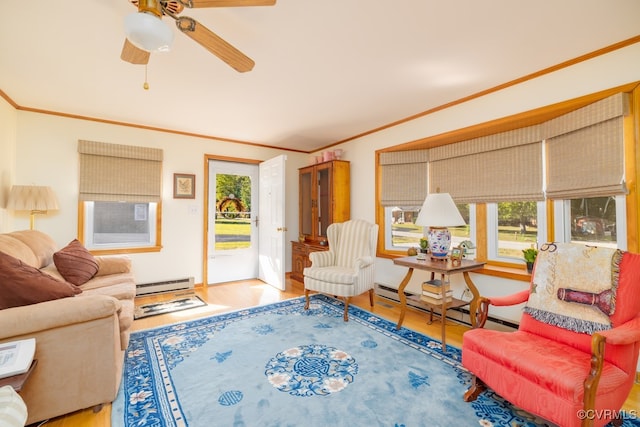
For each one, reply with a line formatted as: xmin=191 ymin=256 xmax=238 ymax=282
xmin=291 ymin=160 xmax=350 ymax=283
xmin=291 ymin=240 xmax=327 ymax=282
xmin=298 ymin=160 xmax=350 ymax=242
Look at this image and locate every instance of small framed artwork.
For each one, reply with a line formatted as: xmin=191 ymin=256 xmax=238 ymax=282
xmin=173 ymin=173 xmax=196 ymax=199
xmin=450 ymin=246 xmax=464 ymax=266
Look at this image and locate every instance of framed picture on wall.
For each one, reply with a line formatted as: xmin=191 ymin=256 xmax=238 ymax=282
xmin=173 ymin=173 xmax=195 ymax=199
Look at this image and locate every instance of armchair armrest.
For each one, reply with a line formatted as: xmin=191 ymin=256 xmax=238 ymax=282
xmin=487 ymin=289 xmax=530 ymax=306
xmin=598 ymin=314 xmax=640 ymax=346
xmin=308 ymin=250 xmax=335 ymax=268
xmin=583 ymin=313 xmax=640 ymax=422
xmin=0 ymin=295 xmax=121 ymax=340
xmin=475 ymin=289 xmax=530 ymax=328
xmin=354 ymin=256 xmax=373 ymax=269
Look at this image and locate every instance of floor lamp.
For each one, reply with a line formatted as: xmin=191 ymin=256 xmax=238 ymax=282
xmin=7 ymin=185 xmax=59 ymax=230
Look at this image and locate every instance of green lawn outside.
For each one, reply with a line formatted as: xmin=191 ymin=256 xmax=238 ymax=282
xmin=215 ymin=219 xmax=251 ymax=250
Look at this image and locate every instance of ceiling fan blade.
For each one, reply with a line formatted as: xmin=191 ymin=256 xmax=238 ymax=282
xmin=176 ymin=17 xmax=254 ymax=72
xmin=121 ymin=39 xmax=151 ymax=64
xmin=181 ymin=0 xmax=276 ymax=8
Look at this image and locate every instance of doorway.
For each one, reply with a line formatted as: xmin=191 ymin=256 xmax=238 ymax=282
xmin=203 ymin=155 xmax=286 ymax=288
xmin=206 ymin=159 xmax=259 ymax=284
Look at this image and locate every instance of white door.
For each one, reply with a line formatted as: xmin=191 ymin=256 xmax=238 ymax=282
xmin=207 ymin=160 xmax=259 ymax=284
xmin=258 ymin=155 xmax=287 ymax=290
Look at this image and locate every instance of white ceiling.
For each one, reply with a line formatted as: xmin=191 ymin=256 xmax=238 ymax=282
xmin=1 ymin=1 xmax=639 ymax=153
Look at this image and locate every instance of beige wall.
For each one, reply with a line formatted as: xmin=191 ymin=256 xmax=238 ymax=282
xmin=9 ymin=112 xmax=307 ymax=284
xmin=326 ymin=42 xmax=640 ymax=323
xmin=0 ymin=97 xmax=17 ymax=232
xmin=3 ymin=41 xmax=639 ymax=323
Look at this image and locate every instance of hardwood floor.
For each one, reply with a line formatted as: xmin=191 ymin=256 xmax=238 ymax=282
xmin=35 ymin=277 xmax=639 ymax=426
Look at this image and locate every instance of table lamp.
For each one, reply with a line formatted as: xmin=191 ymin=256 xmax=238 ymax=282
xmin=7 ymin=185 xmax=59 ymax=230
xmin=415 ymin=192 xmax=465 ymax=259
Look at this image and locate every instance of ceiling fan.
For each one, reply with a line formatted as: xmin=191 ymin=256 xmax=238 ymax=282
xmin=121 ymin=0 xmax=276 ymax=73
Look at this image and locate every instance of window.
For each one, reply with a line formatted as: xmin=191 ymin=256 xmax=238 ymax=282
xmin=384 ymin=206 xmax=422 ymax=251
xmin=77 ymin=140 xmax=163 ymax=253
xmin=385 ymin=203 xmax=472 ymax=252
xmin=451 ymin=203 xmax=473 ymax=250
xmin=487 ymin=201 xmax=545 ymax=263
xmin=83 ymin=202 xmax=158 ymax=249
xmin=554 ymin=196 xmax=626 ymax=250
xmin=376 ymin=87 xmax=637 ymax=271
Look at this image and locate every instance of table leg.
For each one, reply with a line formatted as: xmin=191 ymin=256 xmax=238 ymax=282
xmin=463 ymin=271 xmax=481 ymax=328
xmin=395 ymin=267 xmax=414 ymax=329
xmin=440 ymin=273 xmax=447 ymax=352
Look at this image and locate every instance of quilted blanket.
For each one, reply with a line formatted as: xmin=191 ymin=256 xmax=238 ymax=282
xmin=523 ymin=243 xmax=623 ymax=334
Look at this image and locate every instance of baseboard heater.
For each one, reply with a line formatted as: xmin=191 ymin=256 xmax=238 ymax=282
xmin=374 ymin=283 xmax=518 ymax=330
xmin=136 ymin=277 xmax=195 ymax=296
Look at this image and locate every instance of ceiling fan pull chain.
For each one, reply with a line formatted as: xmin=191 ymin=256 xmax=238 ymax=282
xmin=144 ymin=64 xmax=150 ymax=90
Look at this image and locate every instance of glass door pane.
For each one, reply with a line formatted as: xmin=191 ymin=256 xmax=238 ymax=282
xmin=215 ymin=173 xmax=252 ymax=250
xmin=317 ymin=166 xmax=331 ymax=238
xmin=300 ymin=169 xmax=313 ymax=237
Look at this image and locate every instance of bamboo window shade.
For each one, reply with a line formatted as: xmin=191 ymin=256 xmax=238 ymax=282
xmin=429 ymin=126 xmax=544 ymax=203
xmin=379 ymin=150 xmax=429 ymax=206
xmin=78 ymin=140 xmax=163 ymax=202
xmin=544 ymin=92 xmax=629 ymax=199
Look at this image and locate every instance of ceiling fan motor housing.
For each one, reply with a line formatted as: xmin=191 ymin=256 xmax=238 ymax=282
xmin=125 ymin=0 xmax=175 ymax=52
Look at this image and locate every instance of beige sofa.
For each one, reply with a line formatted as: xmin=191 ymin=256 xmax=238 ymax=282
xmin=0 ymin=230 xmax=136 ymax=425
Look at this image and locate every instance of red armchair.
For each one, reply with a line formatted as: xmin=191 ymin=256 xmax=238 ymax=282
xmin=462 ymin=243 xmax=640 ymax=427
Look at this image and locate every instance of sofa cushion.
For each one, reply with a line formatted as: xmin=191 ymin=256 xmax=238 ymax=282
xmin=0 ymin=234 xmax=38 ymax=267
xmin=8 ymin=230 xmax=58 ymax=268
xmin=0 ymin=251 xmax=81 ymax=309
xmin=53 ymin=239 xmax=99 ymax=286
xmin=95 ymin=256 xmax=131 ymax=277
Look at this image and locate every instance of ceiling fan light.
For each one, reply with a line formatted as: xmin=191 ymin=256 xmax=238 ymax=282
xmin=124 ymin=12 xmax=174 ymax=53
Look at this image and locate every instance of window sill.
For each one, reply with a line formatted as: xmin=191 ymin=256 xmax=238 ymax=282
xmin=89 ymin=245 xmax=162 ymax=256
xmin=476 ymin=263 xmax=531 ymax=282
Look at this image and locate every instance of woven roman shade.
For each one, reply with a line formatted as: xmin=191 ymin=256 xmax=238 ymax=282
xmin=379 ymin=150 xmax=429 ymax=206
xmin=78 ymin=140 xmax=163 ymax=202
xmin=544 ymin=93 xmax=629 ymax=199
xmin=429 ymin=126 xmax=544 ymax=203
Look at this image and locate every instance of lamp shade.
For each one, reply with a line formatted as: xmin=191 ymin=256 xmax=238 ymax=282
xmin=124 ymin=12 xmax=174 ymax=52
xmin=415 ymin=192 xmax=465 ymax=258
xmin=7 ymin=185 xmax=59 ymax=229
xmin=7 ymin=186 xmax=59 ymax=212
xmin=415 ymin=193 xmax=465 ymax=227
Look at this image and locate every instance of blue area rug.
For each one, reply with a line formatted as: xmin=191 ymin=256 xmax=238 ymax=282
xmin=112 ymin=294 xmax=639 ymax=427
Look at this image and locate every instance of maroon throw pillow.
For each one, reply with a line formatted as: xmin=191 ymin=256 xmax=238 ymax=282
xmin=53 ymin=239 xmax=99 ymax=286
xmin=0 ymin=251 xmax=81 ymax=309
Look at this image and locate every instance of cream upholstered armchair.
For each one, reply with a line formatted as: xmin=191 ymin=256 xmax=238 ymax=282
xmin=303 ymin=219 xmax=378 ymax=321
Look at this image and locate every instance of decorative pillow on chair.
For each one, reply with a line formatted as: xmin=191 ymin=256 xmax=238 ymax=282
xmin=0 ymin=251 xmax=81 ymax=309
xmin=524 ymin=243 xmax=622 ymax=334
xmin=53 ymin=239 xmax=99 ymax=286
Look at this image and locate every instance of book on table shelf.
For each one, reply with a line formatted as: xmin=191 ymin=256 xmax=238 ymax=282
xmin=420 ymin=294 xmax=453 ymax=305
xmin=421 ymin=289 xmax=454 ymax=300
xmin=422 ymin=279 xmax=450 ymax=294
